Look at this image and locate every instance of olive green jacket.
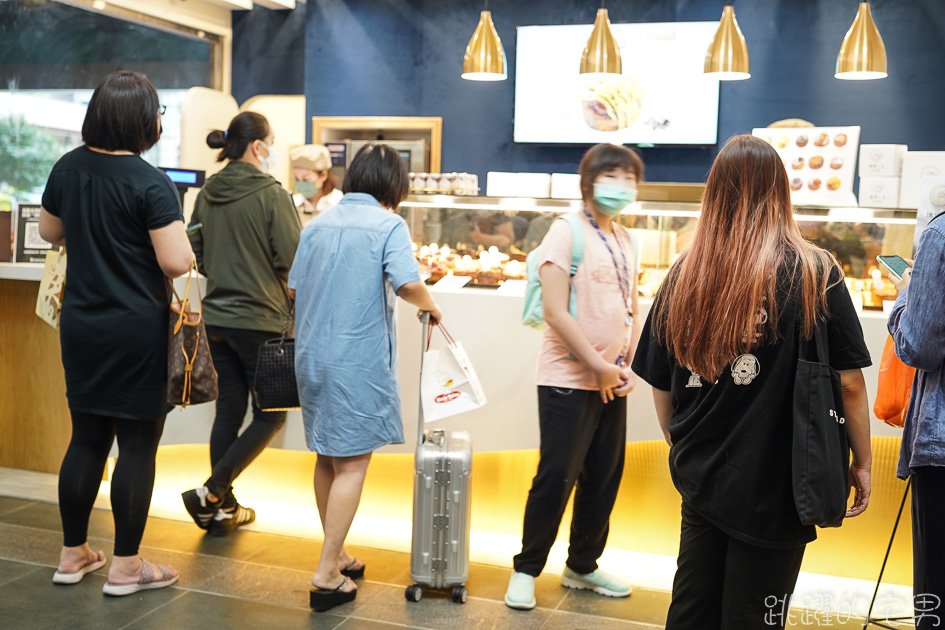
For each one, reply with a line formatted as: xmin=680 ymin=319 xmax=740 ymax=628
xmin=189 ymin=161 xmax=301 ymax=333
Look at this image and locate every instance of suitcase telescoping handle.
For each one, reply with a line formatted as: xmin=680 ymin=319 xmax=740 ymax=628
xmin=418 ymin=312 xmax=431 ymax=447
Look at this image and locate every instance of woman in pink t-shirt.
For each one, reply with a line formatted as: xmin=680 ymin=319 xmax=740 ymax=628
xmin=506 ymin=144 xmax=643 ymax=610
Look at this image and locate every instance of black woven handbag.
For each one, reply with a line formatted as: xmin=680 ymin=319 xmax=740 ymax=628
xmin=253 ymin=309 xmax=300 ymax=412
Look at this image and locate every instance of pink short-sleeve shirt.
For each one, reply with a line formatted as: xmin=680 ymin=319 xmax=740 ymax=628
xmin=536 ymin=212 xmax=635 ymax=390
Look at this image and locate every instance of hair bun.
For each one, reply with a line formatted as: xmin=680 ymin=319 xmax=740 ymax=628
xmin=206 ymin=129 xmax=227 ymax=149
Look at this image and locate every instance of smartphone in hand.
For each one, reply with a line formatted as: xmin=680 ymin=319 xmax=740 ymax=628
xmin=877 ymin=255 xmax=911 ymax=280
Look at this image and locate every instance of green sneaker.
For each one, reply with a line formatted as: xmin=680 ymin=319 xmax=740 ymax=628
xmin=504 ymin=571 xmax=537 ymax=610
xmin=561 ymin=566 xmax=632 ymax=598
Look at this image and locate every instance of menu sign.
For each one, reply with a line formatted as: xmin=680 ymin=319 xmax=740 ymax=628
xmin=13 ymin=202 xmax=55 ymax=263
xmin=752 ymin=126 xmax=860 ymax=207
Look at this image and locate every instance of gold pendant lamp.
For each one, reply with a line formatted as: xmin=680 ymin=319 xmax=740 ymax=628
xmin=704 ymin=5 xmax=750 ymax=80
xmin=580 ymin=2 xmax=622 ymax=76
xmin=835 ymin=2 xmax=887 ymax=80
xmin=461 ymin=1 xmax=507 ymax=81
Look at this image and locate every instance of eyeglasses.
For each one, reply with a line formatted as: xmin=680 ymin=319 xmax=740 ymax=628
xmin=158 ymin=105 xmax=167 ymax=115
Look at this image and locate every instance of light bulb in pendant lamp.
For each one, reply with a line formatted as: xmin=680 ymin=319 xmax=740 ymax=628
xmin=461 ymin=5 xmax=507 ymax=82
xmin=580 ymin=7 xmax=622 ymax=76
xmin=704 ymin=5 xmax=750 ymax=80
xmin=836 ymin=2 xmax=887 ymax=80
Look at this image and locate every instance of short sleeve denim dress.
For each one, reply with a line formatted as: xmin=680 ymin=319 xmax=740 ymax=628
xmin=288 ymin=193 xmax=420 ymax=456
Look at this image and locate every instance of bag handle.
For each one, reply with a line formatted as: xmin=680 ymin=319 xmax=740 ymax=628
xmin=169 ymin=260 xmax=200 ymax=335
xmin=418 ymin=312 xmax=431 ymax=446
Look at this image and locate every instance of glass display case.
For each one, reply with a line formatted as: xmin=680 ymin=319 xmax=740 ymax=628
xmin=399 ymin=185 xmax=917 ymax=310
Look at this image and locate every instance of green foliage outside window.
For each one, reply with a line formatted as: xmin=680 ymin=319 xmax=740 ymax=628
xmin=0 ymin=115 xmax=59 ymax=194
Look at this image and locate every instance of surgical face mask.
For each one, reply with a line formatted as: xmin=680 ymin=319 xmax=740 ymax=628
xmin=258 ymin=142 xmax=277 ymax=172
xmin=295 ymin=180 xmax=321 ymax=198
xmin=593 ymin=183 xmax=638 ymax=215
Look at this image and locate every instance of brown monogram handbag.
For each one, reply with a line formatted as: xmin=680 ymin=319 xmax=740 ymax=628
xmin=167 ymin=261 xmax=218 ymax=408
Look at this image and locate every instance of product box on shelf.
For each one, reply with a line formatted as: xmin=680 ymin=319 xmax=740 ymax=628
xmin=858 ymin=144 xmax=908 ymax=178
xmin=550 ymin=173 xmax=581 ymax=200
xmin=900 ymin=151 xmax=945 ymax=209
xmin=486 ymin=172 xmax=551 ymax=198
xmin=858 ymin=177 xmax=900 ymax=208
xmin=914 ymin=175 xmax=945 ymax=249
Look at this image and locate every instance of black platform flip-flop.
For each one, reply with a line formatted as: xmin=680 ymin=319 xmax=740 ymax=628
xmin=310 ymin=576 xmax=357 ymax=612
xmin=340 ymin=558 xmax=366 ymax=580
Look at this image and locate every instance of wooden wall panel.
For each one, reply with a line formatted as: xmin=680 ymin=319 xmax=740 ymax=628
xmin=0 ymin=279 xmax=70 ymax=473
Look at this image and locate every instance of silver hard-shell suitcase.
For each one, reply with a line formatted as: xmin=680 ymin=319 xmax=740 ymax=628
xmin=404 ymin=317 xmax=472 ymax=604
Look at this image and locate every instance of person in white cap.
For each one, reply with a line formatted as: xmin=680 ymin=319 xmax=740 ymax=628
xmin=290 ymin=144 xmax=343 ymax=226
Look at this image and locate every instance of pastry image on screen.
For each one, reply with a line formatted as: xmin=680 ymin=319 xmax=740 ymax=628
xmin=580 ymin=76 xmax=644 ymax=132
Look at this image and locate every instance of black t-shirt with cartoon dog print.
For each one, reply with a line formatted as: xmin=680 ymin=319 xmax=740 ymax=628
xmin=632 ymin=266 xmax=871 ymax=548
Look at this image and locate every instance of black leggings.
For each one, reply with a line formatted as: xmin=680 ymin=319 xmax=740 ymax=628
xmin=58 ymin=412 xmax=166 ymax=557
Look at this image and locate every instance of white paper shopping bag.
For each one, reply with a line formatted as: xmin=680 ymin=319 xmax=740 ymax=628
xmin=421 ymin=323 xmax=487 ymax=422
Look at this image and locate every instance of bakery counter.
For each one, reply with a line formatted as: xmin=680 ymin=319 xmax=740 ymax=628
xmin=0 ymin=273 xmax=903 ymax=473
xmin=0 ymin=262 xmax=45 ymax=281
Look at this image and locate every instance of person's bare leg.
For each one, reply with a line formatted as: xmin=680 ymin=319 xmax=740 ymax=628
xmin=311 ymin=452 xmax=371 ymax=591
xmin=314 ymin=454 xmax=363 ymax=574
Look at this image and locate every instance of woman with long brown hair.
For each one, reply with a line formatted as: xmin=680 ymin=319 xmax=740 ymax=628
xmin=632 ymin=135 xmax=872 ymax=629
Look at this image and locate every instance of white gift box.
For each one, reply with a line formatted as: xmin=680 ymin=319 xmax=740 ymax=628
xmin=550 ymin=173 xmax=582 ymax=200
xmin=900 ymin=151 xmax=945 ymax=209
xmin=858 ymin=177 xmax=900 ymax=208
xmin=486 ymin=172 xmax=551 ymax=198
xmin=858 ymin=144 xmax=907 ymax=178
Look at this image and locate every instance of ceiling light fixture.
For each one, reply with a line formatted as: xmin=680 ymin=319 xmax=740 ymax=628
xmin=704 ymin=5 xmax=750 ymax=80
xmin=462 ymin=1 xmax=507 ymax=81
xmin=580 ymin=1 xmax=622 ymax=76
xmin=836 ymin=2 xmax=887 ymax=80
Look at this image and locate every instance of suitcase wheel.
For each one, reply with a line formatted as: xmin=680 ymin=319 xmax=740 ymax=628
xmin=451 ymin=586 xmax=468 ymax=604
xmin=405 ymin=584 xmax=422 ymax=602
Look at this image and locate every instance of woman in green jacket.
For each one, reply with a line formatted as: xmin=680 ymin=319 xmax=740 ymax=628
xmin=181 ymin=111 xmax=301 ymax=536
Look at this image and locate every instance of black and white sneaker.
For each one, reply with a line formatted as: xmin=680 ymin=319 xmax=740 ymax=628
xmin=181 ymin=486 xmax=220 ymax=530
xmin=209 ymin=504 xmax=256 ymax=537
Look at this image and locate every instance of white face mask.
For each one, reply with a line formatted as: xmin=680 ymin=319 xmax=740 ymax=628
xmin=258 ymin=142 xmax=277 ymax=172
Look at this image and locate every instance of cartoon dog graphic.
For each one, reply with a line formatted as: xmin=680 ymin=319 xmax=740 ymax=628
xmin=731 ymin=354 xmax=760 ymax=385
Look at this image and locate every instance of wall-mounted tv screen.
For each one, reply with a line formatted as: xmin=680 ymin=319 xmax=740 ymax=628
xmin=514 ymin=22 xmax=721 ymax=146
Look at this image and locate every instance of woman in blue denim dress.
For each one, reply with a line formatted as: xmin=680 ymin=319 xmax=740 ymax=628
xmin=288 ymin=144 xmax=441 ymax=612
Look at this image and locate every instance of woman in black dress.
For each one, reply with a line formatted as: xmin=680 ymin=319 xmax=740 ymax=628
xmin=39 ymin=70 xmax=194 ymax=596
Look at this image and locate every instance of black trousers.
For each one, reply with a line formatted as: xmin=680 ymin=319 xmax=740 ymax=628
xmin=912 ymin=466 xmax=945 ymax=630
xmin=59 ymin=412 xmax=166 ymax=556
xmin=204 ymin=326 xmax=287 ymax=505
xmin=513 ymin=386 xmax=627 ymax=577
xmin=665 ymin=502 xmax=805 ymax=630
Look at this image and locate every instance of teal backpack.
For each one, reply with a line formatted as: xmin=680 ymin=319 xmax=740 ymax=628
xmin=522 ymin=212 xmax=584 ymax=330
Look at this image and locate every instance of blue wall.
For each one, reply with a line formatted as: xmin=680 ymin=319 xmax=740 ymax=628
xmin=301 ymin=0 xmax=945 ymax=184
xmin=232 ymin=6 xmax=306 ymax=105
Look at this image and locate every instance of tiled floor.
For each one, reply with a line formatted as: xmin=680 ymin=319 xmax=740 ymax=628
xmin=0 ymin=495 xmax=910 ymax=629
xmin=0 ymin=495 xmax=668 ymax=630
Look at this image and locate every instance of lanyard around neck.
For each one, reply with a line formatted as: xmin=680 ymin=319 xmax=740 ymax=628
xmin=582 ymin=207 xmax=631 ymax=308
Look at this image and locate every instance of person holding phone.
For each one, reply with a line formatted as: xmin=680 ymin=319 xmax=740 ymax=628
xmin=505 ymin=144 xmax=642 ymax=610
xmin=886 ymin=212 xmax=945 ymax=630
xmin=180 ymin=111 xmax=301 ymax=537
xmin=632 ymin=135 xmax=872 ymax=629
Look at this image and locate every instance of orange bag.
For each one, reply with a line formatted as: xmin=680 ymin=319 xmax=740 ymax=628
xmin=874 ymin=334 xmax=916 ymax=428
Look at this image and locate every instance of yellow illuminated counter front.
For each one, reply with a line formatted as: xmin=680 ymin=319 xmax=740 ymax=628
xmin=0 ymin=264 xmax=915 ymax=596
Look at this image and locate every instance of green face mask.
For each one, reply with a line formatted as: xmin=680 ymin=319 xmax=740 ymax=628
xmin=593 ymin=183 xmax=638 ymax=215
xmin=295 ymin=180 xmax=321 ymax=198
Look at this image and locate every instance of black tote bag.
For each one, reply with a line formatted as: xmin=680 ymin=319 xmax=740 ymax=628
xmin=253 ymin=306 xmax=300 ymax=412
xmin=792 ymin=318 xmax=850 ymax=528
